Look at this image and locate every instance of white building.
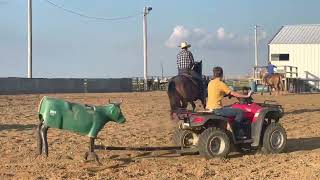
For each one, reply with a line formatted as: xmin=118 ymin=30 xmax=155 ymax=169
xmin=269 ymin=24 xmax=320 ymax=81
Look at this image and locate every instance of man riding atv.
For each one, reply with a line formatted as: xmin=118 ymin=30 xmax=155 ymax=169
xmin=206 ymin=66 xmax=252 ymax=139
xmin=176 ymin=41 xmax=204 ymax=96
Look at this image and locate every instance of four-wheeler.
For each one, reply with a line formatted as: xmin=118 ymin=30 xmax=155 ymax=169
xmin=172 ymin=93 xmax=287 ymax=159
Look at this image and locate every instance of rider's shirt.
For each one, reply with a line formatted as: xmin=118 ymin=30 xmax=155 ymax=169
xmin=206 ymin=78 xmax=231 ymax=110
xmin=267 ymin=64 xmax=276 ymax=74
xmin=177 ymin=49 xmax=194 ymax=70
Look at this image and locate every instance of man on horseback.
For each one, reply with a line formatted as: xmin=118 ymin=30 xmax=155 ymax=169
xmin=176 ymin=41 xmax=204 ymax=96
xmin=264 ymin=61 xmax=277 ymax=81
xmin=207 ymin=67 xmax=251 ymax=139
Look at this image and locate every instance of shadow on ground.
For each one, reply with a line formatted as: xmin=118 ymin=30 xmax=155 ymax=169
xmin=0 ymin=124 xmax=36 ymax=131
xmin=95 ymin=136 xmax=320 ymax=169
xmin=286 ymin=137 xmax=320 ymax=152
xmin=286 ymin=108 xmax=320 ymax=115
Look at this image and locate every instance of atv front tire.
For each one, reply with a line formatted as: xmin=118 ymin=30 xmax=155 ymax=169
xmin=262 ymin=122 xmax=287 ymax=153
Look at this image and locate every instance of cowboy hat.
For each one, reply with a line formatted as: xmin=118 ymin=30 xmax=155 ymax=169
xmin=178 ymin=42 xmax=191 ymax=49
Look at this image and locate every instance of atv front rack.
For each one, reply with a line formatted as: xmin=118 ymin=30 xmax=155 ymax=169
xmin=257 ymin=100 xmax=284 ymax=114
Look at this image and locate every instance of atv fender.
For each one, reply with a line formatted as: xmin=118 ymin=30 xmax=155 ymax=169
xmin=189 ymin=114 xmax=229 ymax=127
xmin=251 ymin=107 xmax=282 ymax=147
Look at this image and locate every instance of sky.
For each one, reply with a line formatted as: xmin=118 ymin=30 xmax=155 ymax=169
xmin=1 ymin=0 xmax=320 ymax=78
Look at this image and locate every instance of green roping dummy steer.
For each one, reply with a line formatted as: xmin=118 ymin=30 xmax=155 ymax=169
xmin=37 ymin=96 xmax=126 ymax=164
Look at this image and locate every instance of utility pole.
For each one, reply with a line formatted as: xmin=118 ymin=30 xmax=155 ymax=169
xmin=161 ymin=62 xmax=164 ymax=79
xmin=28 ymin=0 xmax=32 ymax=78
xmin=254 ymin=25 xmax=259 ymax=67
xmin=143 ymin=6 xmax=152 ymax=90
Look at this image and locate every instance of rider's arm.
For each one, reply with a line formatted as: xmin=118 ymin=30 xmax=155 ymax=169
xmin=230 ymin=91 xmax=250 ymax=98
xmin=189 ymin=52 xmax=195 ymax=64
xmin=220 ymin=81 xmax=251 ymax=98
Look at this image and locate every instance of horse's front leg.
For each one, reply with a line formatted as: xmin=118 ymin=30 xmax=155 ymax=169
xmin=84 ymin=137 xmax=101 ymax=165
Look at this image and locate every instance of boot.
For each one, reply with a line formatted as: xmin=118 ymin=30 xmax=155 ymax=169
xmin=233 ymin=123 xmax=247 ymax=140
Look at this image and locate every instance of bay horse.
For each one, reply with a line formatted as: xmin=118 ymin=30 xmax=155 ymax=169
xmin=167 ymin=61 xmax=206 ymax=118
xmin=260 ymin=69 xmax=284 ymax=95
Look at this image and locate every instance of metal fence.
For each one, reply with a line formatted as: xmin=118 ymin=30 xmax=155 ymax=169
xmin=0 ymin=78 xmax=132 ymax=95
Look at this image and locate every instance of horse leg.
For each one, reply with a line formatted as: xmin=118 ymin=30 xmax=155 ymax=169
xmin=261 ymin=84 xmax=265 ymax=95
xmin=84 ymin=137 xmax=101 ymax=165
xmin=180 ymin=98 xmax=187 ymax=109
xmin=190 ymin=101 xmax=196 ymax=112
xmin=269 ymin=85 xmax=272 ymax=95
xmin=37 ymin=121 xmax=43 ymax=155
xmin=277 ymin=81 xmax=282 ymax=95
xmin=40 ymin=125 xmax=48 ymax=157
xmin=200 ymin=97 xmax=206 ymax=109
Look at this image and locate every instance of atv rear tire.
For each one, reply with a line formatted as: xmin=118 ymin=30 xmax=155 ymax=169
xmin=262 ymin=122 xmax=287 ymax=153
xmin=172 ymin=129 xmax=196 ymax=147
xmin=198 ymin=127 xmax=230 ymax=159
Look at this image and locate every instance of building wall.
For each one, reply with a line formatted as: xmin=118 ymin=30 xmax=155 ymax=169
xmin=269 ymin=44 xmax=320 ymax=79
xmin=0 ymin=78 xmax=132 ymax=95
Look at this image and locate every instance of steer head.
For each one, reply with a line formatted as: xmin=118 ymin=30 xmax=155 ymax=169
xmin=104 ymin=99 xmax=125 ymax=124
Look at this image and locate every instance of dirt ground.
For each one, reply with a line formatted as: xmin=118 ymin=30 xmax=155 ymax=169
xmin=0 ymin=92 xmax=320 ymax=179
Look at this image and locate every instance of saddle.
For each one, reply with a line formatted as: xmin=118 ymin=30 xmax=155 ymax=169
xmin=180 ymin=73 xmax=201 ymax=88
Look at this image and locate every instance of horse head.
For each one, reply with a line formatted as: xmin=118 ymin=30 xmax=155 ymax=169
xmin=192 ymin=61 xmax=202 ymax=76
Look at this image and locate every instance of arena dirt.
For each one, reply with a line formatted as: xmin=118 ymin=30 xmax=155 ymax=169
xmin=0 ymin=92 xmax=319 ymax=179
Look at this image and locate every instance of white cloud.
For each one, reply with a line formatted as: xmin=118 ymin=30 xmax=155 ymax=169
xmin=165 ymin=25 xmax=190 ymax=48
xmin=260 ymin=31 xmax=268 ymax=40
xmin=165 ymin=25 xmax=268 ymax=50
xmin=217 ymin=27 xmax=225 ymax=40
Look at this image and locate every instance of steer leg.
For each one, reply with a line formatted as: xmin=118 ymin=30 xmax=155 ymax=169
xmin=84 ymin=137 xmax=101 ymax=165
xmin=40 ymin=125 xmax=49 ymax=157
xmin=37 ymin=121 xmax=43 ymax=155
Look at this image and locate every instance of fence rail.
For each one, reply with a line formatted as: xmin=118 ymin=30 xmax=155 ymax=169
xmin=0 ymin=78 xmax=132 ymax=95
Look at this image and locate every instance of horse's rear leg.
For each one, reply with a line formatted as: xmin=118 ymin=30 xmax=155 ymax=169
xmin=190 ymin=101 xmax=196 ymax=112
xmin=261 ymin=84 xmax=265 ymax=95
xmin=201 ymin=98 xmax=206 ymax=109
xmin=181 ymin=100 xmax=188 ymax=109
xmin=269 ymin=86 xmax=272 ymax=95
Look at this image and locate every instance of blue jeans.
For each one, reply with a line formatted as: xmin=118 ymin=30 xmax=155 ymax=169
xmin=214 ymin=107 xmax=244 ymax=125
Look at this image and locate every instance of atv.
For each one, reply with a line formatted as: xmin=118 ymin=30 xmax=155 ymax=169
xmin=172 ymin=92 xmax=287 ymax=159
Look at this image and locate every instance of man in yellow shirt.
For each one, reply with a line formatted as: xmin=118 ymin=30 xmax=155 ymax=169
xmin=207 ymin=67 xmax=251 ymax=138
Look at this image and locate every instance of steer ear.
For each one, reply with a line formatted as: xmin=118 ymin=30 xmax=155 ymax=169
xmin=114 ymin=99 xmax=123 ymax=106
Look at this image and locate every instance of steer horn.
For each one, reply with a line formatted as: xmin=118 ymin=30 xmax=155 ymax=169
xmin=108 ymin=99 xmax=123 ymax=105
xmin=114 ymin=99 xmax=123 ymax=106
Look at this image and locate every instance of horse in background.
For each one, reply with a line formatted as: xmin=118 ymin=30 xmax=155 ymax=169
xmin=167 ymin=61 xmax=206 ymax=118
xmin=259 ymin=69 xmax=284 ymax=95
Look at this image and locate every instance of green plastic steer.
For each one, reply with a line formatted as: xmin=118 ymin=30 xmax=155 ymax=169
xmin=37 ymin=96 xmax=126 ymax=164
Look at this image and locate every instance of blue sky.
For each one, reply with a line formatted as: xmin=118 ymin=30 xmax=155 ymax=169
xmin=0 ymin=0 xmax=320 ymax=78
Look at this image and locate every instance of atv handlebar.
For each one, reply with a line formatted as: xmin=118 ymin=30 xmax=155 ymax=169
xmin=224 ymin=90 xmax=254 ymax=101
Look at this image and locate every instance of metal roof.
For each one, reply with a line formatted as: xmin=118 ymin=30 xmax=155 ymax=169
xmin=270 ymin=24 xmax=320 ymax=44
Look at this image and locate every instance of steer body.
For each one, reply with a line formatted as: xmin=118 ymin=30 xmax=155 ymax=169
xmin=37 ymin=96 xmax=126 ymax=164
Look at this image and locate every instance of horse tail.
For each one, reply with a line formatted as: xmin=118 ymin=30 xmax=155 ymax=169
xmin=279 ymin=74 xmax=285 ymax=91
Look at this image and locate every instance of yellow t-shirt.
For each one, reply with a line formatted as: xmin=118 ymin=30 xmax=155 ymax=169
xmin=206 ymin=78 xmax=232 ymax=110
